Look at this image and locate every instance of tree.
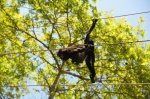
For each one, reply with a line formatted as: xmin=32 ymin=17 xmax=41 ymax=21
xmin=0 ymin=0 xmax=150 ymax=98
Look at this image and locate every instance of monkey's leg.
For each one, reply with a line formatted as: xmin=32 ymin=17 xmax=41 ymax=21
xmin=85 ymin=56 xmax=95 ymax=83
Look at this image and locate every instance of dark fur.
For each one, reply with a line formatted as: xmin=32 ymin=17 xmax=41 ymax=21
xmin=57 ymin=19 xmax=98 ymax=83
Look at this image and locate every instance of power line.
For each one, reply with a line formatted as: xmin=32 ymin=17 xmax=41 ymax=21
xmin=5 ymin=4 xmax=150 ymax=19
xmin=21 ymin=5 xmax=150 ymax=21
xmin=22 ymin=5 xmax=150 ymax=19
xmin=100 ymin=10 xmax=150 ymax=19
xmin=0 ymin=50 xmax=50 ymax=56
xmin=0 ymin=39 xmax=150 ymax=56
xmin=97 ymin=39 xmax=150 ymax=46
xmin=3 ymin=83 xmax=150 ymax=87
xmin=3 ymin=5 xmax=150 ymax=24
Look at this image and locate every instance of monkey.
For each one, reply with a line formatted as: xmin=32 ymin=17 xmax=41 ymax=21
xmin=57 ymin=19 xmax=98 ymax=83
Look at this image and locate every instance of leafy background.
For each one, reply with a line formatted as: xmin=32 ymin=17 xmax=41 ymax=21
xmin=0 ymin=0 xmax=150 ymax=99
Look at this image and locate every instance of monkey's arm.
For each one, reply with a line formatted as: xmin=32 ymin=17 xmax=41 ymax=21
xmin=84 ymin=19 xmax=98 ymax=44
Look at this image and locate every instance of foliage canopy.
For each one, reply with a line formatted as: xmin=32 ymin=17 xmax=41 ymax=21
xmin=0 ymin=0 xmax=150 ymax=98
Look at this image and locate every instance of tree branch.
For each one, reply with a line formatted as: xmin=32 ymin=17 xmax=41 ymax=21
xmin=61 ymin=70 xmax=89 ymax=80
xmin=66 ymin=2 xmax=71 ymax=44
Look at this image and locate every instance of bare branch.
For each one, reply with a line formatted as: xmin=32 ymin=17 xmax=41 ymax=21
xmin=66 ymin=2 xmax=71 ymax=44
xmin=31 ymin=18 xmax=37 ymax=38
xmin=61 ymin=70 xmax=89 ymax=80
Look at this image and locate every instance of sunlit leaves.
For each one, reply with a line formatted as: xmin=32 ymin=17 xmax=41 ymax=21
xmin=0 ymin=0 xmax=150 ymax=98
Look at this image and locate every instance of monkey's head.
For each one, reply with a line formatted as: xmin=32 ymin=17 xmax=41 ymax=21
xmin=57 ymin=49 xmax=70 ymax=61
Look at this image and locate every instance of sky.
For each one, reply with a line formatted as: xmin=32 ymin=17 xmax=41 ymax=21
xmin=97 ymin=0 xmax=150 ymax=39
xmin=22 ymin=0 xmax=150 ymax=98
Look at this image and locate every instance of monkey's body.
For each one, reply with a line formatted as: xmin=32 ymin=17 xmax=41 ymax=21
xmin=57 ymin=19 xmax=98 ymax=83
xmin=57 ymin=45 xmax=85 ymax=64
